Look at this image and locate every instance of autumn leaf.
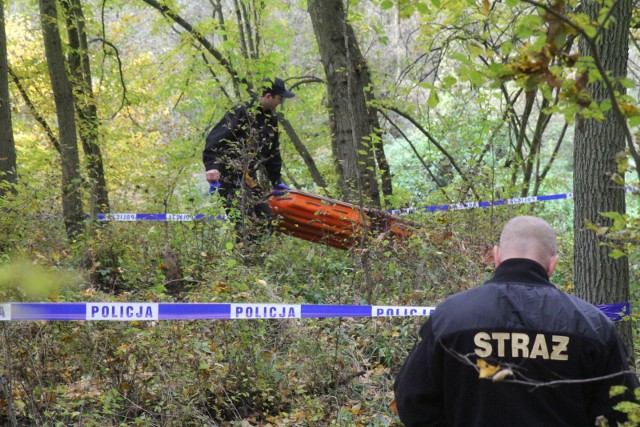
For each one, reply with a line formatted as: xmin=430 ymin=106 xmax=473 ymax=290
xmin=619 ymin=102 xmax=640 ymax=118
xmin=481 ymin=0 xmax=490 ymax=16
xmin=477 ymin=359 xmax=500 ymax=378
xmin=390 ymin=398 xmax=398 ymax=415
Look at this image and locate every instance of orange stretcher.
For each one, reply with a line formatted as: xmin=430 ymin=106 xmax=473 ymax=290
xmin=267 ymin=189 xmax=419 ymax=250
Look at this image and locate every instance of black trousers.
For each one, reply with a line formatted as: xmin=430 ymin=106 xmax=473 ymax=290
xmin=216 ymin=181 xmax=273 ymax=241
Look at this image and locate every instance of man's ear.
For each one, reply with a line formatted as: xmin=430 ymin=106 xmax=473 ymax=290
xmin=493 ymin=246 xmax=501 ymax=268
xmin=547 ymin=255 xmax=559 ymax=276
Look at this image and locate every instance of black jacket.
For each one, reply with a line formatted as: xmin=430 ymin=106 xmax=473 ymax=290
xmin=394 ymin=258 xmax=638 ymax=427
xmin=203 ymin=101 xmax=283 ymax=188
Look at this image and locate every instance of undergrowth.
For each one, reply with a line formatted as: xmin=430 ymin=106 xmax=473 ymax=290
xmin=0 ymin=199 xmax=596 ymax=426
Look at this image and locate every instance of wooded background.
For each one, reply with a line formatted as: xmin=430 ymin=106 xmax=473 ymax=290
xmin=0 ymin=0 xmax=639 ymax=425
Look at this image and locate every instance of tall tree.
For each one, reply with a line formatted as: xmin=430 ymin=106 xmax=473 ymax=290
xmin=0 ymin=0 xmax=16 ymax=195
xmin=39 ymin=0 xmax=84 ymax=238
xmin=308 ymin=0 xmax=381 ymax=208
xmin=62 ymin=0 xmax=110 ymax=213
xmin=573 ymin=0 xmax=633 ymax=349
xmin=141 ymin=0 xmax=328 ymax=191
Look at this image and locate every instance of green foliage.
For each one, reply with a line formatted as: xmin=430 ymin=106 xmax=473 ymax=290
xmin=2 ymin=0 xmax=639 ymax=424
xmin=0 ymin=199 xmax=512 ymax=425
xmin=0 ymin=259 xmax=81 ymax=301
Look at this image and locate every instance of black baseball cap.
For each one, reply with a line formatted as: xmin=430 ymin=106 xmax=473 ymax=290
xmin=264 ymin=77 xmax=295 ymax=99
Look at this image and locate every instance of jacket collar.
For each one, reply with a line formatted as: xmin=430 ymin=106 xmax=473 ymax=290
xmin=247 ymin=98 xmax=273 ymax=118
xmin=488 ymin=258 xmax=554 ymax=286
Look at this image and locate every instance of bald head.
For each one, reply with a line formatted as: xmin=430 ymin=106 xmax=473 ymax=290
xmin=495 ymin=216 xmax=558 ymax=274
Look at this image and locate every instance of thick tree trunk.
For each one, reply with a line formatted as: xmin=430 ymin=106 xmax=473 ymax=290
xmin=0 ymin=0 xmax=16 ymax=194
xmin=573 ymin=0 xmax=632 ymax=351
xmin=308 ymin=0 xmax=381 ymax=208
xmin=62 ymin=0 xmax=110 ymax=214
xmin=39 ymin=0 xmax=84 ymax=238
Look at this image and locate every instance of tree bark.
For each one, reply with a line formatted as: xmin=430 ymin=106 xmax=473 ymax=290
xmin=573 ymin=0 xmax=632 ymax=352
xmin=62 ymin=0 xmax=110 ymax=214
xmin=39 ymin=0 xmax=84 ymax=238
xmin=0 ymin=0 xmax=16 ymax=194
xmin=308 ymin=0 xmax=381 ymax=208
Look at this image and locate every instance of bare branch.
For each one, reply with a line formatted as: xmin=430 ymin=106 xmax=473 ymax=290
xmin=7 ymin=66 xmax=60 ymax=153
xmin=440 ymin=341 xmax=639 ymax=390
xmin=140 ymin=0 xmax=247 ymax=97
xmin=378 ymin=108 xmax=449 ymax=197
xmin=89 ymin=37 xmax=127 ymax=119
xmin=382 ymin=105 xmax=480 ymax=199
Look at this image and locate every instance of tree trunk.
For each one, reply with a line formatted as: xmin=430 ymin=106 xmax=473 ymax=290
xmin=361 ymin=68 xmax=393 ymax=203
xmin=573 ymin=0 xmax=632 ymax=352
xmin=39 ymin=0 xmax=84 ymax=238
xmin=308 ymin=0 xmax=381 ymax=208
xmin=62 ymin=0 xmax=110 ymax=214
xmin=0 ymin=0 xmax=16 ymax=194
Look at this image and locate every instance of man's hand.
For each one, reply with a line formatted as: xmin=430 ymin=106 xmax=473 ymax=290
xmin=205 ymin=169 xmax=220 ymax=183
xmin=272 ymin=183 xmax=291 ymax=196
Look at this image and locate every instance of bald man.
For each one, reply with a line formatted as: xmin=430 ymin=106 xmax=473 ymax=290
xmin=394 ymin=216 xmax=638 ymax=427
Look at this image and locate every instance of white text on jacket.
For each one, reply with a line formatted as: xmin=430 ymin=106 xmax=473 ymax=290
xmin=474 ymin=332 xmax=569 ymax=360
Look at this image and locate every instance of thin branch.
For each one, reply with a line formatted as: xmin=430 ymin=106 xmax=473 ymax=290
xmin=440 ymin=341 xmax=639 ymax=390
xmin=8 ymin=66 xmax=60 ymax=153
xmin=383 ymin=105 xmax=480 ymax=199
xmin=89 ymin=37 xmax=127 ymax=119
xmin=533 ymin=121 xmax=568 ymax=195
xmin=378 ymin=109 xmax=449 ymax=197
xmin=140 ymin=0 xmax=246 ymax=97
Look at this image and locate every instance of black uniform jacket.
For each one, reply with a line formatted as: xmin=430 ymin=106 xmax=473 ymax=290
xmin=394 ymin=258 xmax=638 ymax=427
xmin=203 ymin=100 xmax=283 ymax=188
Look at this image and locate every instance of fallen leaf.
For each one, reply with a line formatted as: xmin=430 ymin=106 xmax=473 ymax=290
xmin=477 ymin=359 xmax=500 ymax=378
xmin=390 ymin=398 xmax=398 ymax=415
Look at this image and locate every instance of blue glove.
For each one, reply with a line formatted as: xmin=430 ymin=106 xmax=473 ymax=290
xmin=209 ymin=181 xmax=221 ymax=194
xmin=272 ymin=183 xmax=291 ymax=196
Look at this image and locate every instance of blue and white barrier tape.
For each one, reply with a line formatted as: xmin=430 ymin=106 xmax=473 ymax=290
xmin=597 ymin=301 xmax=631 ymax=321
xmin=92 ymin=187 xmax=640 ymax=221
xmin=0 ymin=303 xmax=435 ymax=321
xmin=95 ymin=213 xmax=227 ymax=222
xmin=93 ymin=191 xmax=575 ymax=221
xmin=0 ymin=302 xmax=628 ymax=321
xmin=387 ymin=193 xmax=573 ymax=216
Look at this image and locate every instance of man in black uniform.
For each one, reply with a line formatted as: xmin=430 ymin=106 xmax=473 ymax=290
xmin=203 ymin=77 xmax=294 ymax=240
xmin=394 ymin=215 xmax=638 ymax=426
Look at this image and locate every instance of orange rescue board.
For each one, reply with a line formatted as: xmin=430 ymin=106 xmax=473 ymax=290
xmin=267 ymin=189 xmax=418 ymax=250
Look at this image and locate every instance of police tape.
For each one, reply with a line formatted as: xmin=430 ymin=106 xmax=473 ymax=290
xmin=92 ymin=186 xmax=640 ymax=221
xmin=0 ymin=301 xmax=629 ymax=321
xmin=387 ymin=193 xmax=573 ymax=216
xmin=93 ymin=191 xmax=575 ymax=221
xmin=389 ymin=186 xmax=636 ymax=215
xmin=94 ymin=213 xmax=228 ymax=222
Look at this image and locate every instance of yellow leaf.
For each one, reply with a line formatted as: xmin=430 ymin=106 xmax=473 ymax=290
xmin=349 ymin=402 xmax=362 ymax=415
xmin=595 ymin=226 xmax=609 ymax=236
xmin=292 ymin=411 xmax=305 ymax=422
xmin=620 ymin=102 xmax=640 ymax=118
xmin=477 ymin=359 xmax=500 ymax=378
xmin=481 ymin=0 xmax=490 ymax=15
